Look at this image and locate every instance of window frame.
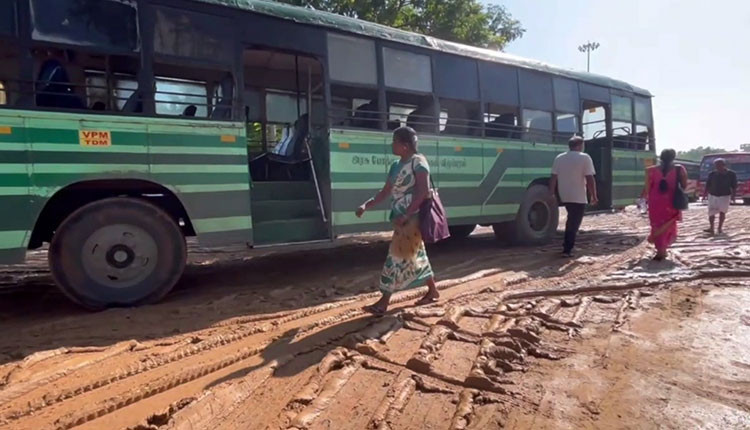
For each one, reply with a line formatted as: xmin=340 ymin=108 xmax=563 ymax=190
xmin=29 ymin=0 xmax=141 ymax=54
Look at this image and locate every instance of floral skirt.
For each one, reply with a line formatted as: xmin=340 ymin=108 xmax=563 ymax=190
xmin=379 ymin=217 xmax=434 ymax=294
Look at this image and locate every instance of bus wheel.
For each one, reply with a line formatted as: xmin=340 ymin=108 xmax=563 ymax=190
xmin=448 ymin=224 xmax=476 ymax=239
xmin=49 ymin=198 xmax=186 ymax=310
xmin=506 ymin=184 xmax=559 ymax=245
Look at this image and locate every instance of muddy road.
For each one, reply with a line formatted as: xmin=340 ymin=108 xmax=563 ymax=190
xmin=0 ymin=206 xmax=748 ymax=430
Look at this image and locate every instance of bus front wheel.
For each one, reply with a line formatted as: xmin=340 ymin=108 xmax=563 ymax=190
xmin=494 ymin=184 xmax=559 ymax=246
xmin=49 ymin=197 xmax=187 ymax=310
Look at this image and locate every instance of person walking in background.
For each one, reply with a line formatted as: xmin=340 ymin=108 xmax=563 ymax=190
xmin=703 ymin=158 xmax=737 ymax=235
xmin=549 ymin=135 xmax=598 ymax=258
xmin=642 ymin=149 xmax=687 ymax=261
xmin=355 ymin=126 xmax=439 ymax=316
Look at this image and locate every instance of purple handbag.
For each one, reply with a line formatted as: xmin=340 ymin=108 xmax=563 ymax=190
xmin=412 ymin=159 xmax=450 ymax=244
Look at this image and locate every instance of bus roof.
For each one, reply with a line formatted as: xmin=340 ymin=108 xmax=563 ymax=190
xmin=194 ymin=0 xmax=652 ymax=97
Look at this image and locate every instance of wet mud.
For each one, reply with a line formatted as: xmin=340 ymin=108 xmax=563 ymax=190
xmin=0 ymin=205 xmax=748 ymax=429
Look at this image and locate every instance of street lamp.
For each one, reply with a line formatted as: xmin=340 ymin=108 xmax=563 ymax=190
xmin=578 ymin=41 xmax=600 ymax=73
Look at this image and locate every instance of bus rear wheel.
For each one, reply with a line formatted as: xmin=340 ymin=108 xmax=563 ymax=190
xmin=49 ymin=197 xmax=186 ymax=310
xmin=448 ymin=224 xmax=476 ymax=240
xmin=494 ymin=184 xmax=559 ymax=246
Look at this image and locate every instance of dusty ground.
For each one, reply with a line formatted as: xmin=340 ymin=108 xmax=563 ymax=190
xmin=0 ymin=205 xmax=748 ymax=430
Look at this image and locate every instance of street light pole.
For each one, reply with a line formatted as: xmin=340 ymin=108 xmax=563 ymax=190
xmin=578 ymin=41 xmax=600 ymax=72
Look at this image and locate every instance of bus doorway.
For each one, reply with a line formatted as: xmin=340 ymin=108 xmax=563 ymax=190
xmin=242 ymin=49 xmax=330 ymax=245
xmin=581 ymin=100 xmax=612 ymax=210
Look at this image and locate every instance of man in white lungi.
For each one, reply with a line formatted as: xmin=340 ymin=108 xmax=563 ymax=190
xmin=703 ymin=158 xmax=737 ymax=235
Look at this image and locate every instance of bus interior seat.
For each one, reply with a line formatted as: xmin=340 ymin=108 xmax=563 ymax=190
xmin=35 ymin=59 xmax=85 ymax=109
xmin=121 ymin=89 xmax=143 ymax=113
xmin=250 ymin=114 xmax=311 ymax=181
xmin=182 ymin=105 xmax=197 ymax=117
xmin=91 ymin=101 xmax=106 ymax=111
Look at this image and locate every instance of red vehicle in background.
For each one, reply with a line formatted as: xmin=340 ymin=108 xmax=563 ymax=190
xmin=698 ymin=153 xmax=750 ymax=204
xmin=678 ymin=159 xmax=700 ymax=202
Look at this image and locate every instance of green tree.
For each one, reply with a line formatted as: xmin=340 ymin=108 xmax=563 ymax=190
xmin=274 ymin=0 xmax=525 ymax=49
xmin=677 ymin=146 xmax=733 ymax=162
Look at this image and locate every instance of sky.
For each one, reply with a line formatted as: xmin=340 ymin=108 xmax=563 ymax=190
xmin=488 ymin=0 xmax=750 ymax=153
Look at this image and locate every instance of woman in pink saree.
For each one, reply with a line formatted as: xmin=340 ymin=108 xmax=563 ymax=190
xmin=642 ymin=149 xmax=687 ymax=261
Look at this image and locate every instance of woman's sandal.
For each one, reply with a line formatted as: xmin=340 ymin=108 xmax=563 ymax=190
xmin=415 ymin=296 xmax=438 ymax=306
xmin=362 ymin=304 xmax=387 ymax=317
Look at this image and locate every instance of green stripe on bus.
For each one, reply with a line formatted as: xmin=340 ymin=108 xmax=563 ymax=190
xmin=192 ymin=216 xmax=253 ymax=234
xmin=0 ymin=164 xmax=30 ymax=174
xmin=0 ymin=187 xmax=32 ymax=196
xmin=151 ymin=165 xmax=248 ymax=174
xmin=173 ymin=183 xmax=250 ymax=193
xmin=0 ymin=230 xmax=29 ymax=249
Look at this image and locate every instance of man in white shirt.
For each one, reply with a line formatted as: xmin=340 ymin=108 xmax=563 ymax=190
xmin=549 ymin=136 xmax=598 ymax=257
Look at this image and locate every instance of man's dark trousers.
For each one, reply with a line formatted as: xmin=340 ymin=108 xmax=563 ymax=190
xmin=563 ymin=203 xmax=586 ymax=254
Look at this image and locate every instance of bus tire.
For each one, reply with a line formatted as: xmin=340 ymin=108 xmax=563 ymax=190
xmin=448 ymin=224 xmax=476 ymax=239
xmin=49 ymin=197 xmax=187 ymax=310
xmin=506 ymin=184 xmax=559 ymax=245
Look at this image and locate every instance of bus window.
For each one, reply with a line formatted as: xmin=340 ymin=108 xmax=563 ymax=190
xmin=439 ymin=99 xmax=481 ymax=136
xmin=32 ymin=48 xmax=140 ymax=112
xmin=330 ymin=84 xmax=379 ymax=130
xmin=30 ymin=0 xmax=139 ymax=52
xmin=1 ymin=0 xmax=16 ymax=36
xmin=485 ymin=104 xmax=520 ymax=139
xmin=0 ymin=82 xmax=6 ymax=105
xmin=383 ymin=47 xmax=433 ymax=93
xmin=583 ymin=104 xmax=606 ymax=141
xmin=153 ymin=61 xmax=233 ymax=118
xmin=387 ymin=92 xmax=435 ymax=133
xmin=635 ymin=96 xmax=652 ymax=126
xmin=555 ymin=113 xmax=579 ymax=142
xmin=154 ymin=7 xmax=233 ymax=63
xmin=327 ymin=33 xmax=377 ymax=86
xmin=155 ymin=77 xmax=209 ymax=117
xmin=611 ymin=95 xmax=633 ymax=122
xmin=522 ymin=109 xmax=553 ymax=142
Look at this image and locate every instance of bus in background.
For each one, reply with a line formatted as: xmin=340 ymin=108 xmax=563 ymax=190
xmin=0 ymin=0 xmax=656 ymax=309
xmin=677 ymin=159 xmax=700 ymax=202
xmin=698 ymin=153 xmax=750 ymax=204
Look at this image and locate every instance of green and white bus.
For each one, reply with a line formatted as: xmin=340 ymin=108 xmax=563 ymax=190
xmin=0 ymin=0 xmax=655 ymax=308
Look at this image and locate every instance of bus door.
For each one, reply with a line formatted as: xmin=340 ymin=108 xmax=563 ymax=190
xmin=242 ymin=48 xmax=331 ymax=246
xmin=581 ymin=100 xmax=612 ymax=210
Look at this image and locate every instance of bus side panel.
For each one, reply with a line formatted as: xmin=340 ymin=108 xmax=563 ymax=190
xmin=0 ymin=113 xmax=32 ymax=264
xmin=329 ymin=128 xmax=390 ymax=235
xmin=479 ymin=139 xmax=525 ymax=223
xmin=19 ymin=110 xmax=249 ymax=251
xmin=522 ymin=142 xmax=559 ymax=190
xmin=612 ymin=149 xmax=654 ymax=207
xmin=146 ymin=120 xmax=252 ymax=247
xmin=435 ymin=135 xmax=484 ymax=223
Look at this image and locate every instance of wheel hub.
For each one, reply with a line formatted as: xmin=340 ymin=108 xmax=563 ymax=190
xmin=81 ymin=224 xmax=158 ymax=289
xmin=528 ymin=201 xmax=550 ymax=233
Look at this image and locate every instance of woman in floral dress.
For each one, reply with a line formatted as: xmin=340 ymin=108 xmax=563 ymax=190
xmin=356 ymin=126 xmax=439 ymax=315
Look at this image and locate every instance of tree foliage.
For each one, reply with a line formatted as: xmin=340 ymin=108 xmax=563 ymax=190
xmin=274 ymin=0 xmax=525 ymax=49
xmin=677 ymin=146 xmax=734 ymax=162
